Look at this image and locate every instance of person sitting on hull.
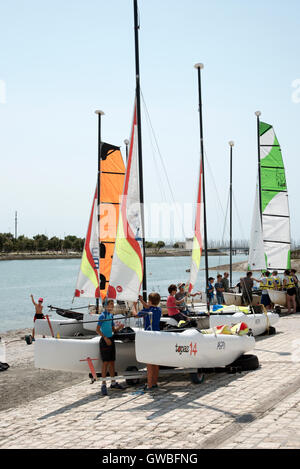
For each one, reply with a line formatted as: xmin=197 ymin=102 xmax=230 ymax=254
xmin=167 ymin=284 xmax=191 ymax=324
xmin=175 ymin=283 xmax=201 ymax=313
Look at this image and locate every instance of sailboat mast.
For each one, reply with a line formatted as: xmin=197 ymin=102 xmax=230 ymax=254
xmin=194 ymin=63 xmax=209 ymax=301
xmin=229 ymin=141 xmax=234 ymax=287
xmin=255 ymin=111 xmax=262 ymax=221
xmin=133 ymin=0 xmax=147 ymax=301
xmin=95 ymin=109 xmax=105 ymax=311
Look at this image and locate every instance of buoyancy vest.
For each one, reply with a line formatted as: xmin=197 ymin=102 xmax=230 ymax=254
xmin=272 ymin=276 xmax=281 ymax=288
xmin=260 ymin=277 xmax=273 ymax=290
xmin=285 ymin=275 xmax=295 ymax=289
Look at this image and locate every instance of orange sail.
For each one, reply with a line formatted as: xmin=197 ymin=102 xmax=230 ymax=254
xmin=74 ymin=143 xmax=125 ymax=300
xmin=99 ymin=143 xmax=126 ymax=299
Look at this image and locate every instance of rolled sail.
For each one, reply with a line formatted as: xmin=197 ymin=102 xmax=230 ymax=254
xmin=188 ymin=160 xmax=204 ymax=292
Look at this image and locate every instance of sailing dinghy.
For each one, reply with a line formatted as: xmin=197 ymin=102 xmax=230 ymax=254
xmin=249 ymin=114 xmax=291 ymax=308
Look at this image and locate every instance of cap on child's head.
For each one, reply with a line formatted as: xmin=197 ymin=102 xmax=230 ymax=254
xmin=38 ymin=298 xmax=43 ymax=303
xmin=178 ymin=282 xmax=185 ymax=288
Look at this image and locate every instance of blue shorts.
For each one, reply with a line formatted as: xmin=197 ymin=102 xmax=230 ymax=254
xmin=261 ymin=294 xmax=271 ymax=306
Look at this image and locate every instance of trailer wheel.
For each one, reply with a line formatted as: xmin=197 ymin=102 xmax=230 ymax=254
xmin=190 ymin=370 xmax=205 ymax=384
xmin=226 ymin=354 xmax=259 ymax=372
xmin=125 ymin=366 xmax=140 ymax=386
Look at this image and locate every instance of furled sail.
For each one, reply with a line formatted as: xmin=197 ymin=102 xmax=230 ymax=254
xmin=74 ymin=144 xmax=125 ymax=299
xmin=188 ymin=160 xmax=204 ymax=292
xmin=248 ymin=180 xmax=266 ymax=271
xmin=248 ymin=121 xmax=291 ymax=272
xmin=107 ymin=101 xmax=144 ymax=301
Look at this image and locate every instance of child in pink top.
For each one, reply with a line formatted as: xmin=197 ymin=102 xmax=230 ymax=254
xmin=167 ymin=284 xmax=190 ymax=323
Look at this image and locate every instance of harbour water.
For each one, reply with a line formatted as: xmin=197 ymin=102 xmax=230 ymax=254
xmin=0 ymin=255 xmax=247 ymax=332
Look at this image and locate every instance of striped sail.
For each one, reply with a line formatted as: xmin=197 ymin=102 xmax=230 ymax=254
xmin=248 ymin=121 xmax=291 ymax=272
xmin=107 ymin=101 xmax=144 ymax=301
xmin=74 ymin=186 xmax=100 ymax=298
xmin=74 ymin=144 xmax=125 ymax=299
xmin=188 ymin=160 xmax=204 ymax=292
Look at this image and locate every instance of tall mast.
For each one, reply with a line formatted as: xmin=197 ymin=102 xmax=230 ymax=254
xmin=194 ymin=63 xmax=209 ymax=307
xmin=255 ymin=111 xmax=262 ymax=221
xmin=133 ymin=0 xmax=147 ymax=301
xmin=229 ymin=141 xmax=234 ymax=287
xmin=15 ymin=211 xmax=18 ymax=239
xmin=95 ymin=109 xmax=105 ymax=312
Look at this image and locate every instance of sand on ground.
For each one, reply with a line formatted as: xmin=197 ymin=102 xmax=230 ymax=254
xmin=0 ymin=329 xmax=85 ymax=412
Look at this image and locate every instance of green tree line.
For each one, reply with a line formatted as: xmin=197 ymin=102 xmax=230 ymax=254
xmin=0 ymin=233 xmax=85 ymax=253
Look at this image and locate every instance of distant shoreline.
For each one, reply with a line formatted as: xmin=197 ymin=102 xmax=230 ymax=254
xmin=0 ymin=249 xmax=228 ymax=261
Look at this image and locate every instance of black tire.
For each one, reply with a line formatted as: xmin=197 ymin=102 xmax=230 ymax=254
xmin=125 ymin=366 xmax=140 ymax=386
xmin=190 ymin=370 xmax=205 ymax=384
xmin=226 ymin=354 xmax=259 ymax=372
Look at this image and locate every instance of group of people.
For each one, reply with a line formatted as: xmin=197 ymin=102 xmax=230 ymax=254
xmin=239 ymin=269 xmax=299 ymax=313
xmin=206 ymin=272 xmax=230 ymax=306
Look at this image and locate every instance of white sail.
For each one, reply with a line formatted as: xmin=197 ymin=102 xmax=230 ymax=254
xmin=107 ymin=100 xmax=144 ymax=302
xmin=248 ymin=180 xmax=266 ymax=271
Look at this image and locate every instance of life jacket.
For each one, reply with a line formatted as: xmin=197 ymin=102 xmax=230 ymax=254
xmin=260 ymin=277 xmax=273 ymax=290
xmin=273 ymin=276 xmax=281 ymax=288
xmin=285 ymin=276 xmax=295 ymax=289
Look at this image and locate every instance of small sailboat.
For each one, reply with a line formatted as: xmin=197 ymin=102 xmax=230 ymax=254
xmin=249 ymin=114 xmax=291 ymax=308
xmin=213 ymin=115 xmax=281 ymax=334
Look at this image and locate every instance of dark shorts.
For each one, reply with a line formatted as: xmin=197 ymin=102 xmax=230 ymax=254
xmin=34 ymin=314 xmax=45 ymax=322
xmin=261 ymin=294 xmax=271 ymax=306
xmin=287 ymin=288 xmax=296 ymax=297
xmin=100 ymin=336 xmax=116 ymax=362
xmin=169 ymin=313 xmax=187 ymax=323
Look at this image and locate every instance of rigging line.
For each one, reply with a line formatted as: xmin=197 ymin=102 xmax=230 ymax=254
xmin=142 ymin=100 xmax=168 ymax=202
xmin=218 ymin=189 xmax=230 ymax=268
xmin=141 ymin=91 xmax=186 ymax=239
xmin=232 ymin=191 xmax=247 ymax=241
xmin=140 ymin=92 xmax=189 ymax=282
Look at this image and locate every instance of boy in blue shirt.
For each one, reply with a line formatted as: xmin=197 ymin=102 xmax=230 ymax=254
xmin=132 ymin=292 xmax=161 ymax=391
xmin=96 ymin=299 xmax=124 ymax=396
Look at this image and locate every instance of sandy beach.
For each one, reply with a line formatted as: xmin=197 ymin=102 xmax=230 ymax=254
xmin=0 ymin=329 xmax=84 ymax=413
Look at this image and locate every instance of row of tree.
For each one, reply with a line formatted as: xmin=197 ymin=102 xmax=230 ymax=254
xmin=0 ymin=233 xmax=85 ymax=253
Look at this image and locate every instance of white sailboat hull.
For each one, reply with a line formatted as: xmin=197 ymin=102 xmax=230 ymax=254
xmin=267 ymin=289 xmax=287 ymax=307
xmin=34 ymin=336 xmax=144 ymax=374
xmin=35 ymin=318 xmax=87 ymax=338
xmin=223 ymin=292 xmax=261 ymax=307
xmin=209 ymin=312 xmax=279 ymax=336
xmin=135 ymin=328 xmax=255 ymax=368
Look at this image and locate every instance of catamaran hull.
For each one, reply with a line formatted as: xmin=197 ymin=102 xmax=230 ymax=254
xmin=209 ymin=312 xmax=279 ymax=336
xmin=267 ymin=290 xmax=287 ymax=307
xmin=223 ymin=292 xmax=260 ymax=307
xmin=34 ymin=336 xmax=143 ymax=374
xmin=135 ymin=329 xmax=255 ymax=368
xmin=35 ymin=318 xmax=88 ymax=338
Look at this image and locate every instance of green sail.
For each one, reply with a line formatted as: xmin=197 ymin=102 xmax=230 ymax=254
xmin=259 ymin=121 xmax=291 ymax=271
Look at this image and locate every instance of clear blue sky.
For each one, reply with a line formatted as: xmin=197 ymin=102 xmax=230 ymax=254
xmin=0 ymin=0 xmax=299 ymax=243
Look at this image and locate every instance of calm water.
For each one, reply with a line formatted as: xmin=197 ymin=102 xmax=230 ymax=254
xmin=0 ymin=255 xmax=247 ymax=332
